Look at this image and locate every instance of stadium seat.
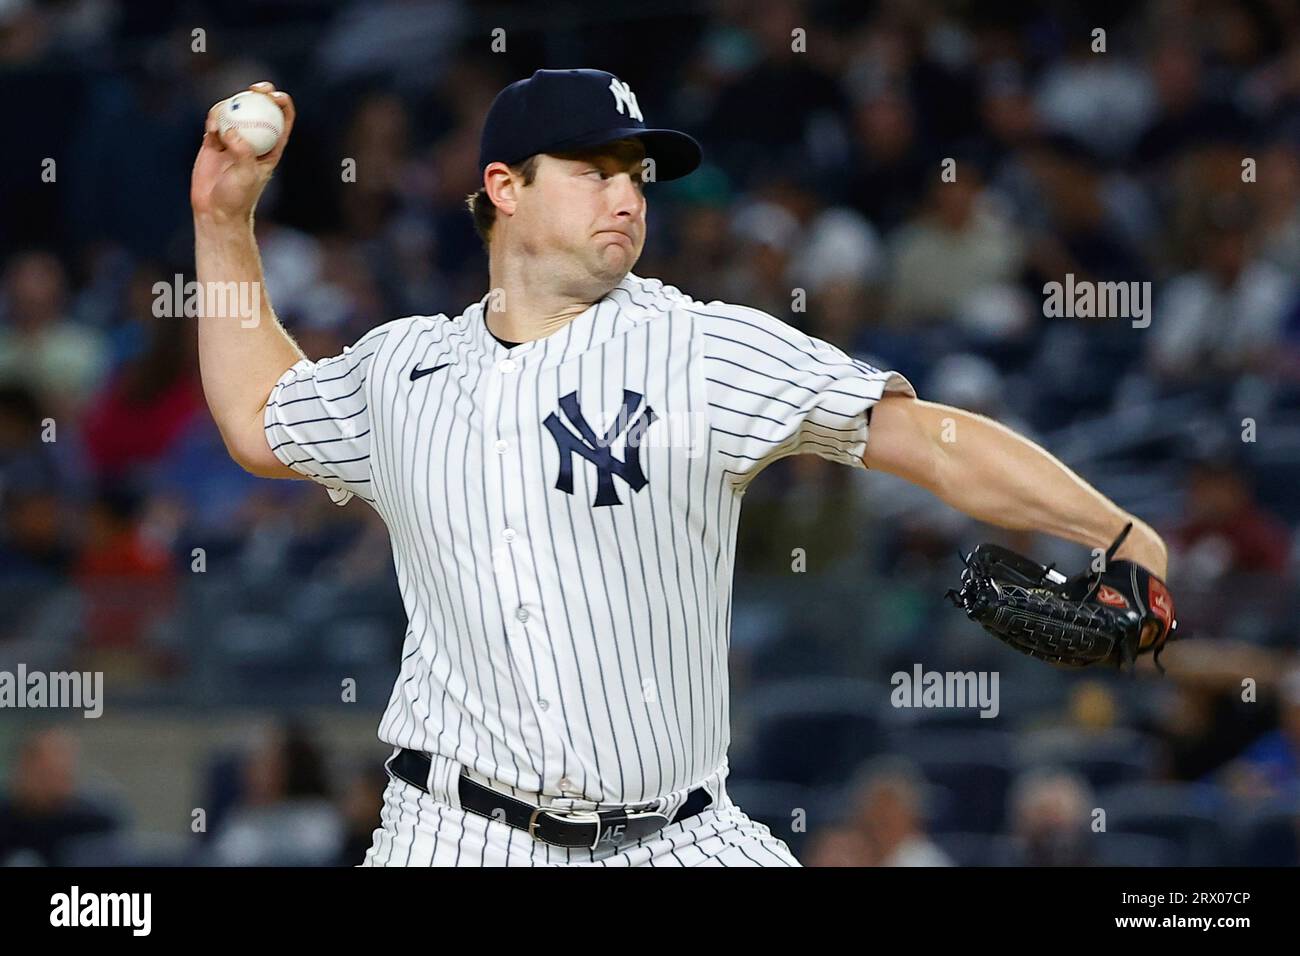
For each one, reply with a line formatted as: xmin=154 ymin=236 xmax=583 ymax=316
xmin=1092 ymin=833 xmax=1181 ymax=867
xmin=733 ymin=678 xmax=886 ymax=787
xmin=320 ymin=617 xmax=396 ymax=668
xmin=1228 ymin=800 xmax=1300 ymax=866
xmin=208 ymin=612 xmax=319 ymax=701
xmin=892 ymin=730 xmax=1016 ymax=833
xmin=1251 ymin=457 xmax=1300 ymax=525
xmin=57 ymin=831 xmax=198 ymax=867
xmin=931 ymin=831 xmax=1018 ymax=867
xmin=1015 ymin=728 xmax=1159 ymax=790
xmin=1096 ymin=782 xmax=1225 ymax=866
xmin=881 ymin=700 xmax=1000 ymax=734
xmin=214 ymin=612 xmax=298 ymax=663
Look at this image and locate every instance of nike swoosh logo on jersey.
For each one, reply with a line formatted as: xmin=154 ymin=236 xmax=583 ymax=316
xmin=409 ymin=363 xmax=451 ymax=381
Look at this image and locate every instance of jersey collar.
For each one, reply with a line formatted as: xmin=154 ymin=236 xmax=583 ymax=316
xmin=464 ymin=273 xmax=654 ymax=368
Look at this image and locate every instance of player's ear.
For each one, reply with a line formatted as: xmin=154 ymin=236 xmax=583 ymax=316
xmin=484 ymin=161 xmax=521 ymax=216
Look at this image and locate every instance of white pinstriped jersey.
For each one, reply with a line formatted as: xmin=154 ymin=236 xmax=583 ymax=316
xmin=264 ymin=272 xmax=914 ymax=805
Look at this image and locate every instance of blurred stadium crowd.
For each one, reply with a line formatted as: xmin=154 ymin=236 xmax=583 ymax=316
xmin=3 ymin=0 xmax=1300 ymax=866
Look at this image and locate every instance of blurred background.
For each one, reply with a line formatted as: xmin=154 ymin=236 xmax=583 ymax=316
xmin=2 ymin=0 xmax=1300 ymax=867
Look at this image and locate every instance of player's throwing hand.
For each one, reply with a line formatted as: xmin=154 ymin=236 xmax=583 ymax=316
xmin=190 ymin=81 xmax=295 ymax=225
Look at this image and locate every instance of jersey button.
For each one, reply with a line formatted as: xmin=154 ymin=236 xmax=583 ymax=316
xmin=515 ymin=607 xmax=529 ymax=623
xmin=558 ymin=777 xmax=575 ymax=791
xmin=498 ymin=358 xmax=517 ymax=373
xmin=537 ymin=698 xmax=550 ymax=711
xmin=502 ymin=528 xmax=516 ymax=542
xmin=495 ymin=439 xmax=508 ymax=454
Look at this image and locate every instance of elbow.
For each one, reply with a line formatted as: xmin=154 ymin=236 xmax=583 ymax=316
xmin=233 ymin=441 xmax=288 ymax=479
xmin=216 ymin=419 xmax=285 ymax=478
xmin=236 ymin=451 xmax=289 ymax=479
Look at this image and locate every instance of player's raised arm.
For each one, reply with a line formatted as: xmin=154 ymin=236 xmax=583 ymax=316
xmin=862 ymin=394 xmax=1169 ymax=577
xmin=191 ymin=80 xmax=304 ymax=478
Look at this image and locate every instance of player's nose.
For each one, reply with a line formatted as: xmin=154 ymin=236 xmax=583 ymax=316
xmin=610 ymin=172 xmax=645 ymax=219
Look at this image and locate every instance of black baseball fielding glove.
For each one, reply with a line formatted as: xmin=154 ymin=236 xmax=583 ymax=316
xmin=946 ymin=523 xmax=1178 ymax=671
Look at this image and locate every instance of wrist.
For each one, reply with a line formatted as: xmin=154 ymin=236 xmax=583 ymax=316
xmin=194 ymin=209 xmax=254 ymax=237
xmin=1112 ymin=518 xmax=1168 ymax=578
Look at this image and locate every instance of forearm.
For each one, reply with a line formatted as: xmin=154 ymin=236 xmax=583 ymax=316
xmin=195 ymin=213 xmax=304 ymax=460
xmin=906 ymin=403 xmax=1167 ymax=575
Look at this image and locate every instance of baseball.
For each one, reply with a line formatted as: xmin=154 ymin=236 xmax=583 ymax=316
xmin=217 ymin=90 xmax=285 ymax=157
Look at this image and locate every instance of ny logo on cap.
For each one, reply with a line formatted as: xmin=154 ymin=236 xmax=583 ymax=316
xmin=608 ymin=78 xmax=643 ymax=122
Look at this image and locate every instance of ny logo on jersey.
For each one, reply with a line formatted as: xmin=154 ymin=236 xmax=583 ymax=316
xmin=544 ymin=389 xmax=657 ymax=507
xmin=608 ymin=78 xmax=643 ymax=122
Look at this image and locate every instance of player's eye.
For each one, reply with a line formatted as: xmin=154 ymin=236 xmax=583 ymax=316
xmin=584 ymin=166 xmax=644 ymax=191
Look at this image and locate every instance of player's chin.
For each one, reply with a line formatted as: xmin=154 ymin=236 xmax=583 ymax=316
xmin=594 ymin=234 xmax=635 ymax=257
xmin=591 ymin=241 xmax=638 ymax=275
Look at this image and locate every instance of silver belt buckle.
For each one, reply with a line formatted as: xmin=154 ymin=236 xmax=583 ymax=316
xmin=526 ymin=804 xmax=602 ymax=845
xmin=527 ymin=802 xmax=670 ymax=851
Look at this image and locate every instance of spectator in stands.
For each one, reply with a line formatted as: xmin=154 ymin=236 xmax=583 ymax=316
xmin=719 ymin=198 xmax=801 ymax=317
xmin=1151 ymin=197 xmax=1296 ymax=384
xmin=1033 ymin=29 xmax=1155 ymax=161
xmin=972 ymin=63 xmax=1043 ymax=173
xmin=0 ymin=251 xmax=108 ymax=416
xmin=843 ymin=87 xmax=930 ymax=235
xmin=886 ymin=169 xmax=1025 ymax=328
xmin=313 ymin=0 xmax=466 ymax=92
xmin=0 ymin=384 xmax=74 ymax=586
xmin=0 ymin=484 xmax=72 ymax=592
xmin=335 ymin=765 xmax=387 ymax=867
xmin=1134 ymin=39 xmax=1248 ymax=170
xmin=789 ymin=208 xmax=882 ymax=310
xmin=1021 ymin=135 xmax=1148 ymax=291
xmin=73 ymin=480 xmax=177 ymax=673
xmin=209 ymin=721 xmax=344 ymax=866
xmin=806 ymin=277 xmax=881 ymax=359
xmin=804 ymin=825 xmax=873 ymax=867
xmin=849 ymin=757 xmax=952 ymax=866
xmin=81 ymin=280 xmax=204 ymax=479
xmin=1255 ymin=140 xmax=1300 ymax=277
xmin=1222 ymin=667 xmax=1300 ymax=801
xmin=0 ymin=0 xmax=51 ymax=68
xmin=1004 ymin=768 xmax=1095 ymax=866
xmin=0 ymin=727 xmax=120 ymax=866
xmin=1174 ymin=459 xmax=1292 ymax=576
xmin=655 ymin=167 xmax=735 ymax=303
xmin=735 ymin=453 xmax=868 ymax=575
xmin=700 ymin=0 xmax=850 ymax=188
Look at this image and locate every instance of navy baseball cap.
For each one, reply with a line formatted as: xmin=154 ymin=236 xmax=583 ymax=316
xmin=478 ymin=69 xmax=702 ymax=182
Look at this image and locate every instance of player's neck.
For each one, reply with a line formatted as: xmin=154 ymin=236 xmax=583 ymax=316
xmin=484 ymin=258 xmax=620 ymax=344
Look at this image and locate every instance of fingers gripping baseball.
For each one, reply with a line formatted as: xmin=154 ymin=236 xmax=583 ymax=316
xmin=191 ymin=81 xmax=295 ymax=223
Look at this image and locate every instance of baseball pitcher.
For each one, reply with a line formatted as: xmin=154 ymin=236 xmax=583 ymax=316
xmin=191 ymin=69 xmax=1174 ymax=866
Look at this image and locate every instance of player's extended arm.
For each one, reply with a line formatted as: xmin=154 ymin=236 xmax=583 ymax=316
xmin=862 ymin=394 xmax=1168 ymax=578
xmin=192 ymin=81 xmax=304 ymax=479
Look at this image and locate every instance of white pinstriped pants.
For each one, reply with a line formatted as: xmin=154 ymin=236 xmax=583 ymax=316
xmin=360 ymin=750 xmax=800 ymax=867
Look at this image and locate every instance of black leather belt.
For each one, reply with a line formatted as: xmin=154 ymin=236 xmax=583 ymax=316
xmin=386 ymin=748 xmax=714 ymax=850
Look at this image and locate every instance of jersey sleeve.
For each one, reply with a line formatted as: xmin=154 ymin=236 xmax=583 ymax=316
xmin=262 ymin=324 xmax=392 ymax=506
xmin=700 ymin=304 xmax=915 ymax=486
